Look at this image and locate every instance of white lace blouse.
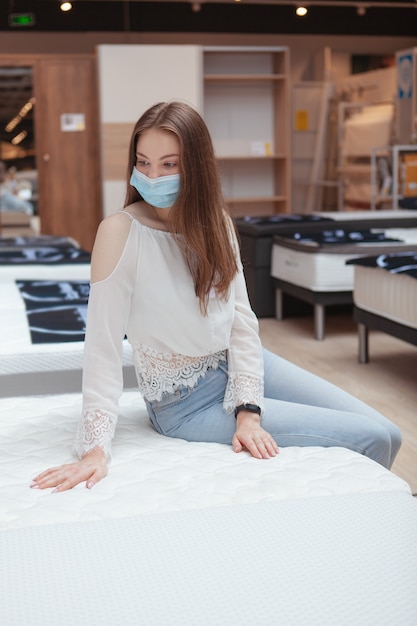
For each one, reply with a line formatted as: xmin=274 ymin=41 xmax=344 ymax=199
xmin=73 ymin=212 xmax=264 ymax=459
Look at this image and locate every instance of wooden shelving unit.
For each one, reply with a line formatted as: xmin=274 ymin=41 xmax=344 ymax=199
xmin=370 ymin=144 xmax=417 ymax=210
xmin=202 ymin=46 xmax=291 ymax=217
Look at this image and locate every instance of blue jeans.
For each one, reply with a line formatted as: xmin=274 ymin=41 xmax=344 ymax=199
xmin=145 ymin=348 xmax=402 ymax=469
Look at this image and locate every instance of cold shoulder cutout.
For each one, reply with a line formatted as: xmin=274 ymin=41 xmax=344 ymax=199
xmin=90 ymin=211 xmax=135 ymax=284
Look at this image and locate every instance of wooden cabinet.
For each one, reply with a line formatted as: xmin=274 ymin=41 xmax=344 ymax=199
xmin=202 ymin=46 xmax=291 ymax=217
xmin=35 ymin=55 xmax=102 ymax=251
xmin=0 ymin=54 xmax=102 ymax=250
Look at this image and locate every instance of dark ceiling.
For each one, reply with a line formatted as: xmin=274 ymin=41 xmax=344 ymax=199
xmin=1 ymin=1 xmax=417 ymax=37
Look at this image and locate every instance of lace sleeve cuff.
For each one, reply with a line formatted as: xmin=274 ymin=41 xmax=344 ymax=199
xmin=72 ymin=408 xmax=117 ymax=460
xmin=223 ymin=372 xmax=264 ymax=416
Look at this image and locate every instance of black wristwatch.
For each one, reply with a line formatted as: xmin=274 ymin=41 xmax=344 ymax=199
xmin=234 ymin=403 xmax=262 ymax=418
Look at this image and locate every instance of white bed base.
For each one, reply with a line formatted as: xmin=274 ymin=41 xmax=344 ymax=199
xmin=0 ymin=391 xmax=415 ymax=626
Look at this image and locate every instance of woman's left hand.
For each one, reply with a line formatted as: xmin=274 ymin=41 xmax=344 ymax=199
xmin=232 ymin=412 xmax=279 ymax=459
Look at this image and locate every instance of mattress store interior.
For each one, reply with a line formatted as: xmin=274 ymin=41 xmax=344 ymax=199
xmin=1 ymin=2 xmax=417 ymax=624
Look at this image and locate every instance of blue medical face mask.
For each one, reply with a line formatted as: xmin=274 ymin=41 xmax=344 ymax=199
xmin=130 ymin=167 xmax=180 ymax=209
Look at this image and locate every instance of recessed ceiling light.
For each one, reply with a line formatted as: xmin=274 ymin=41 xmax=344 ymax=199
xmin=60 ymin=2 xmax=73 ymax=12
xmin=296 ymin=5 xmax=308 ymax=17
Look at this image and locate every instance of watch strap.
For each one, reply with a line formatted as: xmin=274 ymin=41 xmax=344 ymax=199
xmin=234 ymin=403 xmax=262 ymax=418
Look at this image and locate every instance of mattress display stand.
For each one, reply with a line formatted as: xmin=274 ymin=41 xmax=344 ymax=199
xmin=273 ymin=277 xmax=352 ymax=340
xmin=354 ymin=305 xmax=417 ymax=363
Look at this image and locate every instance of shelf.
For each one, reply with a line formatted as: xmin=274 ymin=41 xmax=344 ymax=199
xmin=371 ymin=144 xmax=417 ymax=210
xmin=204 ymin=74 xmax=286 ymax=82
xmin=216 ymin=154 xmax=287 ymax=161
xmin=203 ymin=46 xmax=290 ymax=216
xmin=338 ymin=164 xmax=372 ymax=175
xmin=225 ymin=195 xmax=287 ymax=204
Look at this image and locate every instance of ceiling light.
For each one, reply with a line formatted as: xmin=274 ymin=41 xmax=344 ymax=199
xmin=11 ymin=131 xmax=28 ymax=146
xmin=296 ymin=5 xmax=308 ymax=16
xmin=357 ymin=4 xmax=366 ymax=15
xmin=60 ymin=2 xmax=73 ymax=12
xmin=4 ymin=97 xmax=36 ymax=133
xmin=19 ymin=98 xmax=36 ymax=117
xmin=5 ymin=116 xmax=21 ymax=133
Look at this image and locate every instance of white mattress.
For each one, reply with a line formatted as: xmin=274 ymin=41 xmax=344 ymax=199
xmin=342 ymin=103 xmax=394 ymax=156
xmin=1 ymin=492 xmax=417 ymax=626
xmin=0 ymin=391 xmax=410 ymax=531
xmin=0 ymin=391 xmax=416 ymax=626
xmin=271 ymin=227 xmax=417 ymax=291
xmin=0 ymin=279 xmax=135 ymax=395
xmin=354 ymin=264 xmax=417 ymax=329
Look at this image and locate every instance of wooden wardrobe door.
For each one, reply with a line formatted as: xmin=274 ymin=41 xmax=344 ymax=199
xmin=34 ymin=55 xmax=102 ymax=251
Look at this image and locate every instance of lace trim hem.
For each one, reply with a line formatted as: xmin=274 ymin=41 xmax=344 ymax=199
xmin=133 ymin=345 xmax=227 ymax=402
xmin=223 ymin=372 xmax=264 ymax=415
xmin=72 ymin=408 xmax=117 ymax=460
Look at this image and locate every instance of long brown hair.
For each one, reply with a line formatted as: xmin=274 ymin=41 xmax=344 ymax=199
xmin=124 ymin=101 xmax=239 ymax=313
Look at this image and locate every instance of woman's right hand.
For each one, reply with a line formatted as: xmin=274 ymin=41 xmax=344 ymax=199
xmin=30 ymin=447 xmax=108 ymax=493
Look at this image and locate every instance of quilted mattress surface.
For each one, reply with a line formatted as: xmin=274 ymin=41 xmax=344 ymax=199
xmin=0 ymin=391 xmax=410 ymax=531
xmin=1 ymin=491 xmax=417 ymax=626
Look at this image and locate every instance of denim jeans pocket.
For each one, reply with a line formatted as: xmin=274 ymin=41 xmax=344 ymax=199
xmin=149 ymin=385 xmax=193 ymax=414
xmin=146 ymin=361 xmax=229 ymax=436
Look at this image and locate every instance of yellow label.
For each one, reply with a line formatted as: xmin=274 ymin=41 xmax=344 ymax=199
xmin=295 ymin=110 xmax=309 ymax=131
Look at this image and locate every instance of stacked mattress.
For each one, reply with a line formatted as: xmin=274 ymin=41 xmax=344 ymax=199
xmin=0 ymin=279 xmax=135 ymax=395
xmin=0 ymin=235 xmax=135 ymax=395
xmin=0 ymin=391 xmax=416 ymax=625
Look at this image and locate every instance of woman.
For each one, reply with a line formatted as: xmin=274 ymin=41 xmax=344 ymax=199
xmin=31 ymin=101 xmax=401 ymax=493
